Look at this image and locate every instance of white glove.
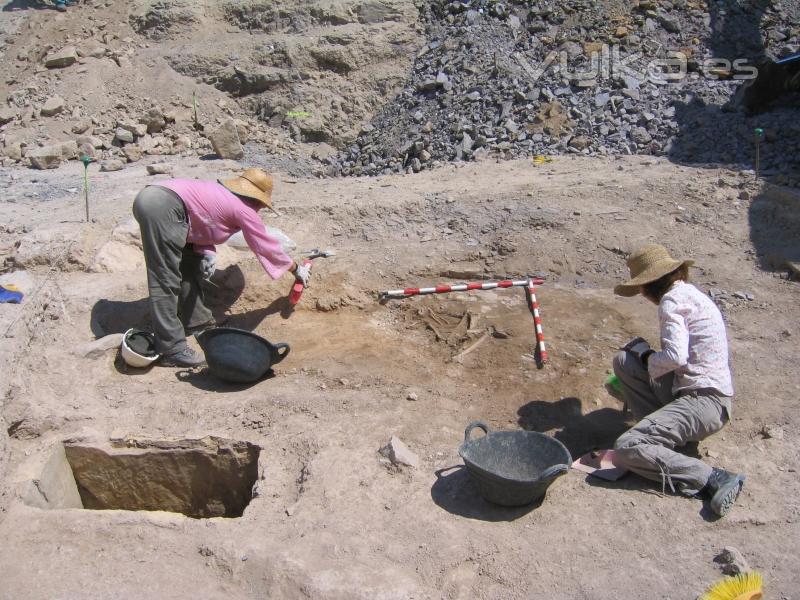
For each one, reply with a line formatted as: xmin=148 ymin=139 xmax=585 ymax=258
xmin=294 ymin=262 xmax=311 ymax=286
xmin=199 ymin=253 xmax=217 ymax=280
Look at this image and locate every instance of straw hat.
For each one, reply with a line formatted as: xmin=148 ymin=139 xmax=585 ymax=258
xmin=614 ymin=244 xmax=694 ymax=297
xmin=219 ymin=168 xmax=273 ymax=208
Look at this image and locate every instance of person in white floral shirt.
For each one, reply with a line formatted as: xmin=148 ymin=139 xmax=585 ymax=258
xmin=611 ymin=244 xmax=745 ymax=517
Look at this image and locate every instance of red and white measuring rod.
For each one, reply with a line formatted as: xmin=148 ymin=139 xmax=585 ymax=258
xmin=525 ymin=279 xmax=548 ymax=364
xmin=379 ymin=279 xmax=544 ymax=300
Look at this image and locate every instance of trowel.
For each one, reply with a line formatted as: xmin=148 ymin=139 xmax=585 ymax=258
xmin=288 ymin=249 xmax=335 ymax=305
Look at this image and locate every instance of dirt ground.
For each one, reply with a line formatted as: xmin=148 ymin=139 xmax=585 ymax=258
xmin=0 ymin=151 xmax=798 ymax=599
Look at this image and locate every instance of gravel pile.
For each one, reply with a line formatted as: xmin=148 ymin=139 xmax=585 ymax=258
xmin=334 ymin=0 xmax=800 ymax=184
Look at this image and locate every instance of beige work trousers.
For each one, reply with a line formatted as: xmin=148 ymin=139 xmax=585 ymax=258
xmin=612 ymin=350 xmax=731 ymax=496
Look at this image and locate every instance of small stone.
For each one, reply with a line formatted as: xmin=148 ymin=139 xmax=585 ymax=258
xmin=461 ymin=132 xmax=474 ymax=152
xmin=379 ymin=436 xmax=419 ymax=469
xmin=631 ymin=126 xmax=652 ymax=144
xmin=140 ymin=108 xmax=167 ymax=134
xmin=71 ymin=119 xmax=92 ymax=135
xmin=44 ymin=46 xmax=78 ymax=69
xmin=57 ymin=140 xmax=79 ymax=160
xmin=114 ymin=127 xmax=134 ymax=144
xmin=117 ymin=121 xmax=147 ymax=138
xmin=76 ymin=135 xmax=103 ymax=149
xmin=714 ymin=547 xmax=750 ymax=576
xmin=100 ymin=159 xmax=124 ymax=172
xmin=761 ymin=424 xmax=784 ymax=440
xmin=658 ymin=14 xmax=681 ymax=34
xmin=3 ymin=140 xmax=23 ymax=161
xmin=0 ymin=107 xmax=18 ymax=125
xmin=208 ymin=118 xmax=244 ymax=160
xmin=622 ymin=88 xmax=641 ymax=100
xmin=41 ymin=96 xmax=65 ymax=117
xmin=122 ymin=145 xmax=142 ymax=163
xmin=74 ymin=333 xmax=125 ymax=359
xmin=407 ymin=392 xmax=418 ymax=401
xmin=595 ymin=92 xmax=611 ymax=108
xmin=614 ymin=26 xmax=629 ymax=37
xmin=146 ymin=163 xmax=173 ymax=175
xmin=569 ymin=135 xmax=590 ymax=150
xmin=28 ymin=145 xmax=63 ymax=170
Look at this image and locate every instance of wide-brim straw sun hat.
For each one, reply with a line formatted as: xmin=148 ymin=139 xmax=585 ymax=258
xmin=219 ymin=168 xmax=273 ymax=208
xmin=614 ymin=243 xmax=694 ymax=297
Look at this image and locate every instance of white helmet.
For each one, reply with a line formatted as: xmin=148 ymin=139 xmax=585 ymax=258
xmin=120 ymin=328 xmax=160 ymax=368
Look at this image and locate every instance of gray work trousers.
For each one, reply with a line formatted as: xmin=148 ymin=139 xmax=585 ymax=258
xmin=612 ymin=350 xmax=731 ymax=496
xmin=132 ymin=186 xmax=213 ymax=355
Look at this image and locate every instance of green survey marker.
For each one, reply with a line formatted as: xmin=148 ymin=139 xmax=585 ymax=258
xmin=754 ymin=127 xmax=764 ymax=179
xmin=81 ymin=155 xmax=91 ymax=222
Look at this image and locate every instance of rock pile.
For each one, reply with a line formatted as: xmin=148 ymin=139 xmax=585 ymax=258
xmin=334 ymin=0 xmax=800 ymax=184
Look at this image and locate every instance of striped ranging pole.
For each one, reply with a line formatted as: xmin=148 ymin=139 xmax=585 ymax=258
xmin=379 ymin=279 xmax=544 ymax=300
xmin=525 ymin=278 xmax=548 ymax=364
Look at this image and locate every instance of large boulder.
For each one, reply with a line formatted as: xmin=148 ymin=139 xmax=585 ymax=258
xmin=208 ymin=118 xmax=244 ymax=159
xmin=44 ymin=46 xmax=78 ymax=69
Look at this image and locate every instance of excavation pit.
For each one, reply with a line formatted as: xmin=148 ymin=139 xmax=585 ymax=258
xmin=24 ymin=437 xmax=261 ymax=519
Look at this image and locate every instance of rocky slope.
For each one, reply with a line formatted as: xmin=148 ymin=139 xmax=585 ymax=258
xmin=0 ymin=0 xmax=422 ymax=174
xmin=336 ymin=0 xmax=800 ymax=184
xmin=0 ymin=0 xmax=798 ymax=184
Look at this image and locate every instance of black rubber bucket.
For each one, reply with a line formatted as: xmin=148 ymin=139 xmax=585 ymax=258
xmin=196 ymin=327 xmax=290 ymax=384
xmin=459 ymin=421 xmax=571 ymax=507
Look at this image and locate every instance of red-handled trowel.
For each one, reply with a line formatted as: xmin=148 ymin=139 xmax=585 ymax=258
xmin=288 ymin=249 xmax=335 ymax=305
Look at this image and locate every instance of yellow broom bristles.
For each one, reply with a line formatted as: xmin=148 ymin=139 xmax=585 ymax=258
xmin=699 ymin=572 xmax=763 ymax=600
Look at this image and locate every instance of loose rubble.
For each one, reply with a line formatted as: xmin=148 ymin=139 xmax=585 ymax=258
xmin=334 ymin=0 xmax=800 ymax=184
xmin=714 ymin=546 xmax=751 ymax=576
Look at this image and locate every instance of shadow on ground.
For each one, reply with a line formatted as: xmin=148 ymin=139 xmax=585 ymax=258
xmin=175 ymin=367 xmax=276 ymax=392
xmin=430 ymin=465 xmax=540 ymax=522
xmin=748 ymin=183 xmax=800 ymax=272
xmin=2 ymin=0 xmax=59 ymax=11
xmin=667 ymin=0 xmax=800 ymax=181
xmin=516 ymin=396 xmax=630 ymax=459
xmin=90 ymin=265 xmax=247 ymax=337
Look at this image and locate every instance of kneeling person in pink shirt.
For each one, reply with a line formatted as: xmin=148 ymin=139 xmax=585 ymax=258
xmin=132 ymin=168 xmax=309 ymax=367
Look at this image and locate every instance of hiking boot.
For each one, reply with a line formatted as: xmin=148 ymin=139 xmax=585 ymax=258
xmin=55 ymin=0 xmax=67 ymax=10
xmin=161 ymin=347 xmax=206 ymax=368
xmin=705 ymin=468 xmax=746 ymax=516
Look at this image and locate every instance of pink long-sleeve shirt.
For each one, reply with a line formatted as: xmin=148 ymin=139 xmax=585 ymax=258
xmin=648 ymin=281 xmax=734 ymax=399
xmin=154 ymin=179 xmax=293 ymax=280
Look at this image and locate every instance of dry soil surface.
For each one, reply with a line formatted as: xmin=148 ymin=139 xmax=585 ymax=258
xmin=0 ymin=152 xmax=798 ymax=599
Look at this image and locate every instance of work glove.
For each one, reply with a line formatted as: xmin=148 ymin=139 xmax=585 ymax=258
xmin=199 ymin=253 xmax=217 ymax=280
xmin=622 ymin=337 xmax=655 ymax=365
xmin=294 ymin=262 xmax=311 ymax=286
